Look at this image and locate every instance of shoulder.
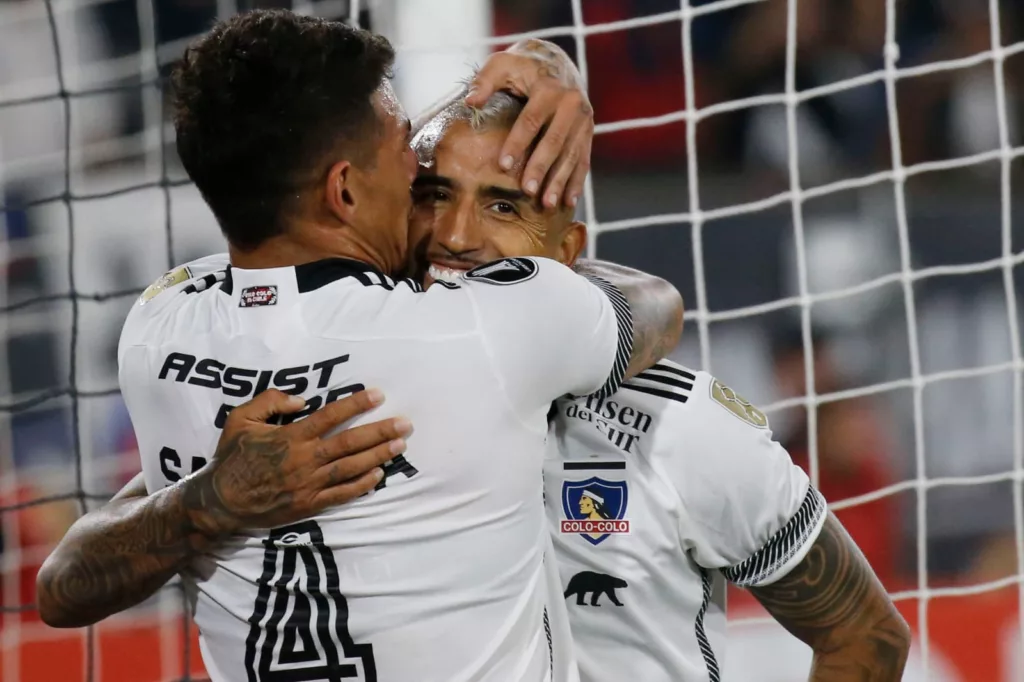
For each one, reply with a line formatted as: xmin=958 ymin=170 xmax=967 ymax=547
xmin=306 ymin=270 xmax=482 ymax=341
xmin=639 ymin=367 xmax=797 ymax=507
xmin=462 ymin=256 xmax=542 ymax=286
xmin=121 ymin=253 xmax=229 ymax=350
xmin=136 ymin=253 xmax=229 ymax=305
xmin=459 ymin=257 xmax=585 ymax=298
xmin=616 ymin=362 xmax=778 ymax=477
xmin=630 ymin=361 xmax=770 ymax=433
xmin=428 ymin=257 xmax=580 ymax=335
xmin=620 ymin=359 xmax=699 ymax=408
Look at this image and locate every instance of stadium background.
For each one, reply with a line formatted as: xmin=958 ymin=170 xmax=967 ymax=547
xmin=1 ymin=0 xmax=1023 ymax=679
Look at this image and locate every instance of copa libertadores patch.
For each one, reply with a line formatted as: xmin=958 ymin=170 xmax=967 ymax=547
xmin=138 ymin=266 xmax=192 ymax=305
xmin=710 ymin=379 xmax=769 ymax=429
xmin=463 ymin=257 xmax=538 ymax=285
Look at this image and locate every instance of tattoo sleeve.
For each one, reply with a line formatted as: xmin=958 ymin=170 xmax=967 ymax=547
xmin=36 ymin=423 xmax=321 ymax=628
xmin=35 ymin=472 xmax=215 ymax=628
xmin=749 ymin=512 xmax=912 ymax=681
xmin=572 ymin=259 xmax=684 ymax=379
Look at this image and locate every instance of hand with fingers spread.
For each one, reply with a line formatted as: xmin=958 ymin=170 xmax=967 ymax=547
xmin=465 ymin=39 xmax=594 ymax=210
xmin=185 ymin=388 xmax=413 ymax=538
xmin=37 ymin=387 xmax=409 ymax=629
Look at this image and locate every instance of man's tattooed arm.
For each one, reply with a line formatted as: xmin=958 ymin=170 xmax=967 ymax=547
xmin=572 ymin=259 xmax=684 ymax=379
xmin=36 ymin=472 xmax=216 ymax=628
xmin=750 ymin=512 xmax=912 ymax=681
xmin=37 ymin=389 xmax=408 ymax=628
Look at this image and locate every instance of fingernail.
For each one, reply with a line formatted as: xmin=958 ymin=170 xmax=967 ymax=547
xmin=393 ymin=417 xmax=413 ymax=436
xmin=500 ymin=155 xmax=514 ymax=170
xmin=389 ymin=438 xmax=407 ymax=455
xmin=525 ymin=179 xmax=539 ymax=194
xmin=546 ymin=192 xmax=558 ymax=207
xmin=365 ymin=388 xmax=385 ymax=405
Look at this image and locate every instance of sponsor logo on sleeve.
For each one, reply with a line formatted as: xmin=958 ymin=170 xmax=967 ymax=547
xmin=239 ymin=285 xmax=278 ymax=308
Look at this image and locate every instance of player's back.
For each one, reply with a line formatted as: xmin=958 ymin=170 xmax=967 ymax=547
xmin=120 ymin=256 xmax=630 ymax=682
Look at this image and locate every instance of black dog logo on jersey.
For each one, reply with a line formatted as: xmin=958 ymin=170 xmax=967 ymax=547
xmin=564 ymin=571 xmax=628 ymax=607
xmin=463 ymin=257 xmax=537 ymax=285
xmin=561 ymin=477 xmax=629 ymax=545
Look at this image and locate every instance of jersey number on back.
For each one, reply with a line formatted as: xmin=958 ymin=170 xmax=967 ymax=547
xmin=245 ymin=521 xmax=377 ymax=681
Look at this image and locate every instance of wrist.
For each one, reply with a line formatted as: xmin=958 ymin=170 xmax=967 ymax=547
xmin=507 ymin=39 xmax=582 ymax=89
xmin=177 ymin=470 xmax=237 ymax=542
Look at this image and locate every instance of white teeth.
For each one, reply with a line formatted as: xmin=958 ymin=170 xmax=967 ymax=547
xmin=428 ymin=264 xmax=466 ymax=284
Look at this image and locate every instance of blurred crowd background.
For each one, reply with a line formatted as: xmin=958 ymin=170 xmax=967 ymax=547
xmin=2 ymin=0 xmax=1024 ymax=680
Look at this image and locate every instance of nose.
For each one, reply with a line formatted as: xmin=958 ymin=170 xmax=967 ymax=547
xmin=435 ymin=198 xmax=481 ymax=258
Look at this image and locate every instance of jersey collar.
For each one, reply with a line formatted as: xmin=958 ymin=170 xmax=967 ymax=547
xmin=220 ymin=258 xmax=393 ymax=295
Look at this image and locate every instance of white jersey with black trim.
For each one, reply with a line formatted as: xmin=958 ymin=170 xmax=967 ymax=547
xmin=544 ymin=360 xmax=827 ymax=682
xmin=118 ymin=254 xmax=635 ymax=682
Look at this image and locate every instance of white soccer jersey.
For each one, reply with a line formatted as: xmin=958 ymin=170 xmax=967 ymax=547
xmin=544 ymin=360 xmax=827 ymax=682
xmin=118 ymin=254 xmax=634 ymax=682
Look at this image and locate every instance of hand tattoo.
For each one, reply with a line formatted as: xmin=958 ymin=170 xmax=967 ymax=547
xmin=511 ymin=39 xmax=582 ymax=90
xmin=184 ymin=429 xmax=298 ymax=537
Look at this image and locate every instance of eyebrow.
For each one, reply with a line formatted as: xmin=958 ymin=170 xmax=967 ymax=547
xmin=480 ymin=185 xmax=528 ymax=203
xmin=413 ymin=174 xmax=454 ymax=190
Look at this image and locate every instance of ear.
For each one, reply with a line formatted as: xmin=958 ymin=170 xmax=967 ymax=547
xmin=558 ymin=221 xmax=587 ymax=267
xmin=325 ymin=160 xmax=356 ymax=224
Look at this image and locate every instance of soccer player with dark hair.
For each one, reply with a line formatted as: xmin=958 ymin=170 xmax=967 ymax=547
xmin=38 ymin=10 xmax=682 ymax=682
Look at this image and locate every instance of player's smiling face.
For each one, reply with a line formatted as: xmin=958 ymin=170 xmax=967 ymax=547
xmin=408 ymin=120 xmax=585 ymax=287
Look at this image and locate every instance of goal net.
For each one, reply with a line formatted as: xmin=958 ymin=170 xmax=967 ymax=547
xmin=1 ymin=0 xmax=1022 ymax=680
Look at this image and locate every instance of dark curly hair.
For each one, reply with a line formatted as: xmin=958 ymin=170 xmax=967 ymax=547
xmin=172 ymin=10 xmax=395 ymax=251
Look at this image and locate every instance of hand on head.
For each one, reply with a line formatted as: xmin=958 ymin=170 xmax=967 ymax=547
xmin=464 ymin=40 xmax=594 ymax=211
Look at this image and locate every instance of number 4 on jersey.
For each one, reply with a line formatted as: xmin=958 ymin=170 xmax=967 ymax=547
xmin=375 ymin=454 xmax=417 ymax=491
xmin=246 ymin=521 xmax=377 ymax=681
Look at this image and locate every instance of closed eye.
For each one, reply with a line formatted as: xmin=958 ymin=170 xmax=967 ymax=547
xmin=413 ymin=186 xmax=450 ymax=204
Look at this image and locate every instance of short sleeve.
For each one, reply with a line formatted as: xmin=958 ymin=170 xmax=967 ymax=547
xmin=461 ymin=257 xmax=633 ymax=416
xmin=118 ymin=254 xmax=230 ymax=366
xmin=670 ymin=375 xmax=827 ymax=587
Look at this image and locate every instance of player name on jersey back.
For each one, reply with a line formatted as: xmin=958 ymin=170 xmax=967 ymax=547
xmin=118 ymin=255 xmax=634 ymax=682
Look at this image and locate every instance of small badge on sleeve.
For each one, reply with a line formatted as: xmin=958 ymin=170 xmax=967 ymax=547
xmin=463 ymin=257 xmax=538 ymax=285
xmin=710 ymin=379 xmax=768 ymax=428
xmin=239 ymin=285 xmax=278 ymax=308
xmin=139 ymin=266 xmax=192 ymax=305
